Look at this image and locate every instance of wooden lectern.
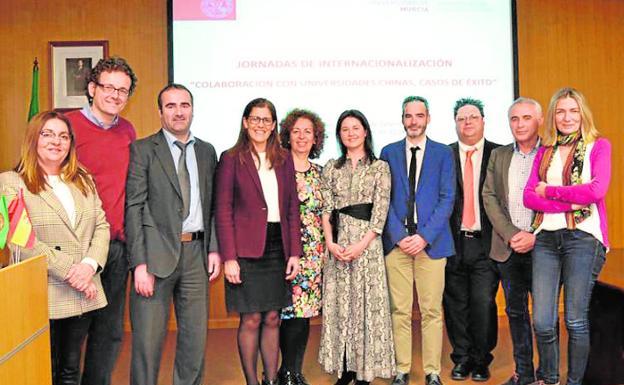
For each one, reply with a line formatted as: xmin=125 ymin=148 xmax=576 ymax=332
xmin=0 ymin=255 xmax=51 ymax=385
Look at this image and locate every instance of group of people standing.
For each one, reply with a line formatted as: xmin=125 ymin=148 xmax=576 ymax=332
xmin=1 ymin=54 xmax=610 ymax=385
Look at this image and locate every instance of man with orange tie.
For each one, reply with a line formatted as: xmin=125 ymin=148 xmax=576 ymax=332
xmin=444 ymin=98 xmax=500 ymax=382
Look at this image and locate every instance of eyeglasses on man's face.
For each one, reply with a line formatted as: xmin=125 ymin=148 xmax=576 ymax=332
xmin=96 ymin=82 xmax=130 ymax=98
xmin=455 ymin=114 xmax=482 ymax=124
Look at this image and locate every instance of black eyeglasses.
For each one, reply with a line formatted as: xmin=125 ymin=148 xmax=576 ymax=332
xmin=95 ymin=82 xmax=130 ymax=98
xmin=247 ymin=116 xmax=273 ymax=126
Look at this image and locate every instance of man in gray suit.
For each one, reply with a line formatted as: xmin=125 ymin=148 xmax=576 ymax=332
xmin=126 ymin=83 xmax=220 ymax=385
xmin=482 ymin=97 xmax=542 ymax=385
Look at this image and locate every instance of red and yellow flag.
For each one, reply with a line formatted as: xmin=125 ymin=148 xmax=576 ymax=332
xmin=8 ymin=189 xmax=35 ymax=249
xmin=0 ymin=196 xmax=8 ymax=249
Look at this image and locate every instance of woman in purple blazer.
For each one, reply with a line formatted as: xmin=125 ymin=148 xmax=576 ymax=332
xmin=524 ymin=87 xmax=611 ymax=385
xmin=216 ymin=98 xmax=302 ymax=385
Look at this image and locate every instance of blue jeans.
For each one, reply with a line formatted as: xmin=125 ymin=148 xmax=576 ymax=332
xmin=532 ymin=229 xmax=605 ymax=385
xmin=496 ymin=251 xmax=535 ymax=384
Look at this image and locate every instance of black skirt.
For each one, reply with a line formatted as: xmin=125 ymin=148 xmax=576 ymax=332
xmin=225 ymin=223 xmax=292 ymax=313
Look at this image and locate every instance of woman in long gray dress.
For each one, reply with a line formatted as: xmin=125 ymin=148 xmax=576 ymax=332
xmin=319 ymin=109 xmax=395 ymax=385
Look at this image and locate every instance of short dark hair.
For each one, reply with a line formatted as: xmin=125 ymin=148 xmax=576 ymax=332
xmin=86 ymin=56 xmax=137 ymax=103
xmin=402 ymin=96 xmax=429 ymax=114
xmin=279 ymin=109 xmax=326 ymax=159
xmin=453 ymin=97 xmax=484 ymax=118
xmin=335 ymin=109 xmax=376 ymax=169
xmin=157 ymin=83 xmax=194 ymax=111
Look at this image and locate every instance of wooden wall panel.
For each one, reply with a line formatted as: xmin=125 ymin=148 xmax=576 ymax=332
xmin=0 ymin=0 xmax=242 ymax=329
xmin=516 ymin=0 xmax=624 ymax=248
xmin=0 ymin=0 xmax=168 ymax=171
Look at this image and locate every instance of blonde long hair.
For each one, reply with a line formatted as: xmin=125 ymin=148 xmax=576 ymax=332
xmin=16 ymin=111 xmax=95 ymax=195
xmin=543 ymin=87 xmax=600 ymax=146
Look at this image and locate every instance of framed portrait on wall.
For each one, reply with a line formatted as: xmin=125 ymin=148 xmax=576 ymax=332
xmin=49 ymin=40 xmax=108 ymax=110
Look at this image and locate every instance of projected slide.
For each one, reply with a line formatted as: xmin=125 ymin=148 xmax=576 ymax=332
xmin=173 ymin=0 xmax=515 ymax=161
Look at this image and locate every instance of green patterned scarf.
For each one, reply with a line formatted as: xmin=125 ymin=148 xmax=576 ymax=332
xmin=531 ymin=130 xmax=591 ymax=230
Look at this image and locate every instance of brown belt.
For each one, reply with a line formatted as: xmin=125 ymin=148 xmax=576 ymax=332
xmin=180 ymin=231 xmax=204 ymax=242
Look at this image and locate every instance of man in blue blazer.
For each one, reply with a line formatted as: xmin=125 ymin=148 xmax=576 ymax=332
xmin=381 ymin=96 xmax=456 ymax=385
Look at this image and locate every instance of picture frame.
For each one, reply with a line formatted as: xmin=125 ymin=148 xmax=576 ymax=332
xmin=49 ymin=40 xmax=108 ymax=110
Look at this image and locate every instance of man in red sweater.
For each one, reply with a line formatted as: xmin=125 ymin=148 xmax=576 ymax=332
xmin=65 ymin=56 xmax=137 ymax=385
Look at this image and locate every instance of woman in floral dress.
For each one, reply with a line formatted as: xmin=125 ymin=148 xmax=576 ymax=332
xmin=278 ymin=109 xmax=327 ymax=385
xmin=319 ymin=109 xmax=395 ymax=385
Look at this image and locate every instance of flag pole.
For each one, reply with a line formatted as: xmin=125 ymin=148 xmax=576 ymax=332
xmin=10 ymin=248 xmax=22 ymax=265
xmin=28 ymin=58 xmax=40 ymax=121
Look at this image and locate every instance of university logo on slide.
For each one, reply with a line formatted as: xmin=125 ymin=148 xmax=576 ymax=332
xmin=202 ymin=0 xmax=236 ymax=19
xmin=174 ymin=0 xmax=236 ymax=20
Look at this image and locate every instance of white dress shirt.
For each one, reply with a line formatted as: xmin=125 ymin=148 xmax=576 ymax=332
xmin=47 ymin=175 xmax=99 ymax=270
xmin=162 ymin=128 xmax=204 ymax=233
xmin=405 ymin=136 xmax=427 ymax=224
xmin=257 ymin=152 xmax=281 ymax=222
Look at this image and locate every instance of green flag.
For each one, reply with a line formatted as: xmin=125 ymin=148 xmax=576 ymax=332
xmin=0 ymin=195 xmax=9 ymax=249
xmin=28 ymin=59 xmax=40 ymax=121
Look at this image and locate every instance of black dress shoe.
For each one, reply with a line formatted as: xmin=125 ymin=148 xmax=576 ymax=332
xmin=279 ymin=370 xmax=298 ymax=385
xmin=471 ymin=365 xmax=490 ymax=382
xmin=426 ymin=373 xmax=443 ymax=385
xmin=294 ymin=372 xmax=310 ymax=385
xmin=451 ymin=362 xmax=473 ymax=380
xmin=392 ymin=372 xmax=410 ymax=385
xmin=334 ymin=371 xmax=356 ymax=385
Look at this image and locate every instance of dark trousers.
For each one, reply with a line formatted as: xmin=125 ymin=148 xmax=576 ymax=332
xmin=443 ymin=237 xmax=499 ymax=367
xmin=130 ymin=239 xmax=208 ymax=385
xmin=279 ymin=317 xmax=311 ymax=373
xmin=496 ymin=251 xmax=535 ymax=384
xmin=81 ymin=240 xmax=129 ymax=385
xmin=50 ymin=315 xmax=92 ymax=385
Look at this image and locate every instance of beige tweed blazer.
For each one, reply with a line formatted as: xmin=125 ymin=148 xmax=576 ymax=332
xmin=0 ymin=171 xmax=109 ymax=319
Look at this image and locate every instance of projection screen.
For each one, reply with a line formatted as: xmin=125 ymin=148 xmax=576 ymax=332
xmin=171 ymin=0 xmax=516 ymax=161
